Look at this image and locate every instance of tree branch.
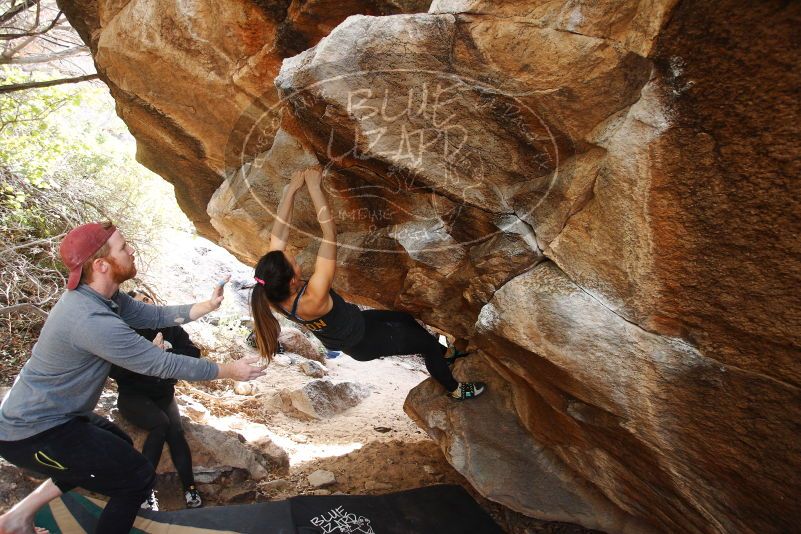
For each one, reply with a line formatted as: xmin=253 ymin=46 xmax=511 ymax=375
xmin=0 ymin=0 xmax=42 ymax=25
xmin=1 ymin=33 xmax=36 ymax=57
xmin=0 ymin=72 xmax=98 ymax=93
xmin=0 ymin=233 xmax=66 ymax=255
xmin=0 ymin=44 xmax=87 ymax=64
xmin=0 ymin=303 xmax=49 ymax=319
xmin=0 ymin=8 xmax=60 ymax=40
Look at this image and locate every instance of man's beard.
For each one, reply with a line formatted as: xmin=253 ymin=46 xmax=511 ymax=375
xmin=107 ymin=256 xmax=136 ymax=284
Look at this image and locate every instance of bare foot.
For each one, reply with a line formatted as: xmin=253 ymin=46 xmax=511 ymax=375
xmin=0 ymin=512 xmax=49 ymax=534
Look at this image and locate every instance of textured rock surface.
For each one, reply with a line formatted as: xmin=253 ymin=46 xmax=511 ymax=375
xmin=406 ymin=353 xmax=651 ymax=533
xmin=308 ymin=469 xmax=337 ymax=488
xmin=57 ymin=0 xmax=431 ymax=238
xmin=286 ymin=379 xmax=371 ymax=419
xmin=60 ymin=0 xmax=801 ymax=532
xmin=278 ymin=326 xmax=325 ymax=363
xmin=299 ymin=359 xmax=328 ymax=378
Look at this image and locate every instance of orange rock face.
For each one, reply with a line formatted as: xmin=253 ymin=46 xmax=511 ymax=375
xmin=59 ymin=0 xmax=801 ymax=531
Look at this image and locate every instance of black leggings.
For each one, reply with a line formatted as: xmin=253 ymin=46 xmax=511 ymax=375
xmin=345 ymin=310 xmax=459 ymax=392
xmin=0 ymin=414 xmax=154 ymax=534
xmin=117 ymin=391 xmax=195 ymax=490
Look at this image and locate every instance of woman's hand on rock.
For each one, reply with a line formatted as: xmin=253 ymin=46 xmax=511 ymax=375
xmin=303 ymin=166 xmax=323 ymax=189
xmin=287 ymin=170 xmax=307 ymax=193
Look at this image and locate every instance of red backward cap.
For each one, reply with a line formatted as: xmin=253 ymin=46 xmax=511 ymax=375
xmin=59 ymin=223 xmax=116 ymax=290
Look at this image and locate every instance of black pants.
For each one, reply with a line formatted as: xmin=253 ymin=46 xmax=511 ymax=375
xmin=117 ymin=391 xmax=195 ymax=490
xmin=0 ymin=413 xmax=154 ymax=534
xmin=346 ymin=310 xmax=459 ymax=392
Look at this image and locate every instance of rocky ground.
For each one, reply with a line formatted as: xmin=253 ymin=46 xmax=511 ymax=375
xmin=0 ymin=227 xmax=599 ymax=533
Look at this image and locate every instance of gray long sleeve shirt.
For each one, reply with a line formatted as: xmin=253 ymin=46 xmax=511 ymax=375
xmin=0 ymin=284 xmax=219 ymax=441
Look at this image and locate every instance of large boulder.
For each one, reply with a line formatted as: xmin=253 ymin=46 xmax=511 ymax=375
xmin=59 ymin=0 xmax=801 ymax=531
xmin=57 ymin=0 xmax=432 ymax=241
xmin=405 ymin=352 xmax=652 ymax=533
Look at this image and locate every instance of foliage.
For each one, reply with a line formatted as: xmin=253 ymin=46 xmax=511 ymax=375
xmin=0 ymin=67 xmax=192 ymax=382
xmin=0 ymin=67 xmax=82 ymax=185
xmin=0 ymin=169 xmax=80 ymax=384
xmin=0 ymin=65 xmax=191 ymax=263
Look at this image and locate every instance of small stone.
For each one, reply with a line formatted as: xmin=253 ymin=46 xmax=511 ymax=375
xmin=292 ymin=434 xmax=309 ymax=443
xmin=279 ymin=327 xmax=325 ymax=363
xmin=312 ymin=489 xmax=332 ymax=496
xmin=234 ymin=382 xmax=255 ymax=395
xmin=299 ymin=359 xmax=327 ymax=378
xmin=273 ymin=353 xmax=292 ymax=367
xmin=423 ymin=465 xmax=437 ymax=475
xmin=308 ymin=470 xmax=336 ymax=488
xmin=373 ymin=426 xmax=392 ymax=433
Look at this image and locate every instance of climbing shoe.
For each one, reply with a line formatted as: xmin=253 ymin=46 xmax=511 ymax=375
xmin=141 ymin=490 xmax=159 ymax=511
xmin=184 ymin=485 xmax=203 ymax=508
xmin=449 ymin=381 xmax=486 ymax=401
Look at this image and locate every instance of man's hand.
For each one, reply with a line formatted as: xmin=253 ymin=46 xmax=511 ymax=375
xmin=189 ymin=275 xmax=230 ymax=320
xmin=217 ymin=355 xmax=267 ymax=381
xmin=208 ymin=274 xmax=230 ymax=311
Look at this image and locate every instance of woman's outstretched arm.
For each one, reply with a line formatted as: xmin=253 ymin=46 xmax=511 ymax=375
xmin=268 ymin=170 xmax=306 ymax=252
xmin=304 ymin=167 xmax=337 ymax=308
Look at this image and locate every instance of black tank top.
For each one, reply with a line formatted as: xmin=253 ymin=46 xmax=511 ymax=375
xmin=276 ymin=282 xmax=365 ymax=350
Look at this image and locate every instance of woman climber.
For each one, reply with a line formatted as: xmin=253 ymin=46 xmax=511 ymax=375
xmin=249 ymin=165 xmax=485 ymax=401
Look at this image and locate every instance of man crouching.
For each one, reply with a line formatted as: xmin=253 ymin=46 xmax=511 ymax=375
xmin=0 ymin=222 xmax=265 ymax=534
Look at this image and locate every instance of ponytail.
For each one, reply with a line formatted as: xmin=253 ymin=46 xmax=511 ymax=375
xmin=251 ymin=284 xmax=280 ymax=362
xmin=250 ymin=250 xmax=296 ymax=361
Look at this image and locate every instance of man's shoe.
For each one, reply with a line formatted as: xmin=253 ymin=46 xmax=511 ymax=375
xmin=141 ymin=490 xmax=159 ymax=511
xmin=184 ymin=485 xmax=203 ymax=509
xmin=449 ymin=382 xmax=486 ymax=401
